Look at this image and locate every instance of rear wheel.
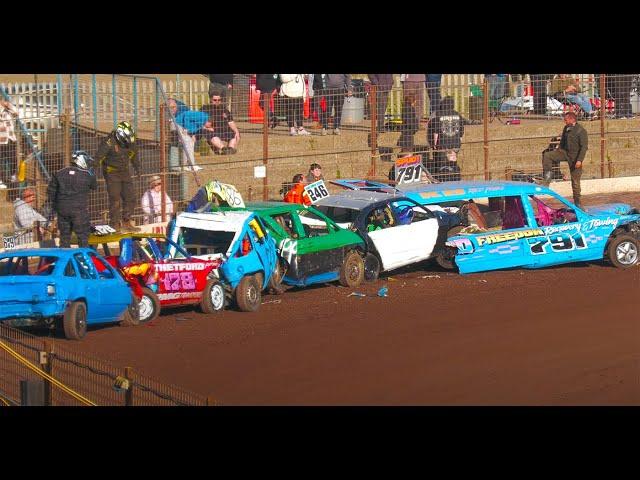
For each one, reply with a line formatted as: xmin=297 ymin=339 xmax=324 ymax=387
xmin=63 ymin=301 xmax=87 ymax=340
xmin=364 ymin=253 xmax=380 ymax=282
xmin=607 ymin=234 xmax=639 ymax=268
xmin=339 ymin=250 xmax=365 ymax=288
xmin=236 ymin=275 xmax=261 ymax=312
xmin=139 ymin=287 xmax=160 ymax=323
xmin=435 ymin=226 xmax=464 ymax=271
xmin=120 ymin=294 xmax=141 ymax=327
xmin=268 ymin=260 xmax=286 ymax=294
xmin=201 ymin=279 xmax=226 ymax=313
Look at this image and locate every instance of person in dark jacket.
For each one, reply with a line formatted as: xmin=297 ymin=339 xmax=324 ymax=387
xmin=397 ymin=92 xmax=419 ymax=152
xmin=320 ymin=74 xmax=352 ymax=135
xmin=368 ymin=74 xmax=394 ymax=131
xmin=95 ymin=121 xmax=140 ymax=232
xmin=425 ymin=74 xmax=442 ymax=117
xmin=607 ymin=74 xmax=634 ymax=119
xmin=207 ymin=74 xmax=234 ymax=109
xmin=255 ymin=74 xmax=280 ymax=128
xmin=47 ymin=150 xmax=97 ymax=248
xmin=530 ymin=74 xmax=554 ymax=115
xmin=541 ymin=111 xmax=588 ymax=207
xmin=427 ymin=96 xmax=464 ymax=181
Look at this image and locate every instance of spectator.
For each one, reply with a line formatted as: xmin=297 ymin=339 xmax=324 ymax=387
xmin=200 ymin=94 xmax=241 ymax=155
xmin=368 ymin=74 xmax=394 ymax=131
xmin=167 ymin=98 xmax=204 ymax=171
xmin=283 ymin=174 xmax=310 ymax=205
xmin=305 ymin=163 xmax=324 ymax=184
xmin=306 ymin=74 xmax=321 ymax=129
xmin=279 ymin=74 xmax=310 ymax=136
xmin=401 ymin=74 xmax=426 ymax=125
xmin=485 ymin=74 xmax=508 ymax=102
xmin=255 ymin=74 xmax=280 ymax=128
xmin=0 ymin=98 xmax=19 ymax=190
xmin=541 ymin=111 xmax=588 ymax=208
xmin=321 ymin=74 xmax=353 ymax=136
xmin=141 ymin=175 xmax=174 ymax=224
xmin=95 ymin=121 xmax=140 ymax=232
xmin=550 ymin=74 xmax=595 ymax=118
xmin=47 ymin=151 xmax=97 ymax=247
xmin=207 ymin=74 xmax=234 ymax=110
xmin=607 ymin=74 xmax=634 ymax=119
xmin=13 ymin=188 xmax=48 ymax=245
xmin=425 ymin=74 xmax=442 ymax=117
xmin=530 ymin=74 xmax=554 ymax=116
xmin=427 ymin=96 xmax=464 ymax=181
xmin=397 ymin=92 xmax=419 ymax=152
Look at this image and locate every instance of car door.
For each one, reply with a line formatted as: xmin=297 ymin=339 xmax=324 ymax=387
xmin=293 ymin=209 xmax=343 ymax=280
xmin=87 ymin=252 xmax=130 ymax=322
xmin=72 ymin=252 xmax=102 ymax=323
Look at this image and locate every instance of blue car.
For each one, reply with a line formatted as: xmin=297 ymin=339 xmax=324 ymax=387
xmin=0 ymin=248 xmax=139 ymax=339
xmin=332 ymin=179 xmax=640 ymax=274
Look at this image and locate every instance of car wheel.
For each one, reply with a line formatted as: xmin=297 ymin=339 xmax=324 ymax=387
xmin=120 ymin=294 xmax=141 ymax=327
xmin=236 ymin=275 xmax=261 ymax=312
xmin=607 ymin=234 xmax=639 ymax=268
xmin=435 ymin=246 xmax=457 ymax=271
xmin=63 ymin=301 xmax=87 ymax=340
xmin=139 ymin=287 xmax=161 ymax=324
xmin=268 ymin=260 xmax=286 ymax=294
xmin=201 ymin=279 xmax=226 ymax=313
xmin=339 ymin=250 xmax=365 ymax=288
xmin=364 ymin=253 xmax=380 ymax=282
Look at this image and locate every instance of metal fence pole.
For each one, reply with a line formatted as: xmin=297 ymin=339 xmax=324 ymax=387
xmin=112 ymin=75 xmax=117 ymax=130
xmin=483 ymin=79 xmax=489 ymax=180
xmin=160 ymin=103 xmax=166 ymax=221
xmin=263 ymin=93 xmax=269 ymax=201
xmin=133 ymin=77 xmax=138 ymax=135
xmin=92 ymin=74 xmax=98 ymax=131
xmin=41 ymin=340 xmax=53 ymax=406
xmin=73 ymin=74 xmax=79 ymax=152
xmin=124 ymin=366 xmax=134 ymax=406
xmin=599 ymin=74 xmax=607 ymax=178
xmin=63 ymin=110 xmax=70 ymax=167
xmin=370 ymin=85 xmax=378 ymax=177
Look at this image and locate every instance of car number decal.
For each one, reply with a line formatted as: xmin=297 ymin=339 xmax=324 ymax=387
xmin=161 ymin=272 xmax=196 ymax=291
xmin=93 ymin=224 xmax=117 ymax=235
xmin=2 ymin=235 xmax=16 ymax=250
xmin=528 ymin=232 xmax=587 ymax=255
xmin=304 ymin=180 xmax=330 ymax=204
xmin=394 ymin=155 xmax=422 ymax=185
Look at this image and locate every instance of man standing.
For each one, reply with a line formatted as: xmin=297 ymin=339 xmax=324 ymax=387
xmin=401 ymin=74 xmax=426 ymax=125
xmin=541 ymin=111 xmax=588 ymax=208
xmin=322 ymin=74 xmax=352 ymax=135
xmin=95 ymin=121 xmax=140 ymax=232
xmin=425 ymin=74 xmax=442 ymax=117
xmin=47 ymin=150 xmax=97 ymax=248
xmin=368 ymin=74 xmax=394 ymax=131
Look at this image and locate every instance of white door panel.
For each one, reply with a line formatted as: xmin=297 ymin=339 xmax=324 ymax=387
xmin=368 ymin=218 xmax=439 ymax=271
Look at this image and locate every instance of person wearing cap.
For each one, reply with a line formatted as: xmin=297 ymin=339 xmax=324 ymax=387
xmin=305 ymin=163 xmax=324 ymax=184
xmin=141 ymin=175 xmax=174 ymax=224
xmin=13 ymin=188 xmax=48 ymax=245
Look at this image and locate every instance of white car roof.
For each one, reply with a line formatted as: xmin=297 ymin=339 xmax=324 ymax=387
xmin=175 ymin=211 xmax=252 ymax=232
xmin=317 ymin=191 xmax=401 ymax=209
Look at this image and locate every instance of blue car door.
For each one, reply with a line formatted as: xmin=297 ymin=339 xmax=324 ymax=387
xmin=72 ymin=252 xmax=102 ymax=323
xmin=87 ymin=252 xmax=130 ymax=322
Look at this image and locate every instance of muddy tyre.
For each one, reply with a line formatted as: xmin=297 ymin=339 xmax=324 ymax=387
xmin=268 ymin=260 xmax=286 ymax=294
xmin=339 ymin=250 xmax=365 ymax=288
xmin=435 ymin=246 xmax=457 ymax=271
xmin=201 ymin=279 xmax=226 ymax=313
xmin=607 ymin=234 xmax=639 ymax=269
xmin=120 ymin=294 xmax=141 ymax=327
xmin=236 ymin=275 xmax=261 ymax=312
xmin=139 ymin=287 xmax=161 ymax=323
xmin=364 ymin=253 xmax=380 ymax=282
xmin=63 ymin=301 xmax=87 ymax=340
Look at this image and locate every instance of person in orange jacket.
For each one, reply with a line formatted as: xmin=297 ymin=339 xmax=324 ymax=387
xmin=283 ymin=173 xmax=311 ymax=206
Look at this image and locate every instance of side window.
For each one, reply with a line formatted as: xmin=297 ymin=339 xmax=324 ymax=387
xmin=64 ymin=260 xmax=77 ymax=277
xmin=528 ymin=194 xmax=577 ymax=227
xmin=74 ymin=253 xmax=96 ymax=279
xmin=297 ymin=210 xmax=330 ymax=237
xmin=236 ymin=233 xmax=253 ymax=257
xmin=271 ymin=213 xmax=297 ymax=238
xmin=89 ymin=253 xmax=116 ymax=279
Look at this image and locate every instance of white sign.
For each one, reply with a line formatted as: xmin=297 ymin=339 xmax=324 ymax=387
xmin=210 ymin=181 xmax=245 ymax=208
xmin=93 ymin=225 xmax=117 ymax=235
xmin=2 ymin=235 xmax=16 ymax=250
xmin=394 ymin=155 xmax=423 ymax=185
xmin=303 ymin=180 xmax=330 ymax=204
xmin=254 ymin=166 xmax=266 ymax=178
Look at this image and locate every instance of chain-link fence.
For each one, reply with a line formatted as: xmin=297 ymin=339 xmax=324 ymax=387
xmin=0 ymin=323 xmax=213 ymax=406
xmin=2 ymin=74 xmax=639 ymax=247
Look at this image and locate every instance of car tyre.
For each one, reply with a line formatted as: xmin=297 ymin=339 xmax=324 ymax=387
xmin=436 ymin=226 xmax=464 ymax=271
xmin=120 ymin=294 xmax=141 ymax=327
xmin=364 ymin=253 xmax=380 ymax=282
xmin=339 ymin=250 xmax=365 ymax=288
xmin=607 ymin=234 xmax=639 ymax=269
xmin=236 ymin=275 xmax=261 ymax=312
xmin=63 ymin=301 xmax=87 ymax=340
xmin=268 ymin=260 xmax=286 ymax=294
xmin=201 ymin=279 xmax=226 ymax=313
xmin=139 ymin=287 xmax=161 ymax=323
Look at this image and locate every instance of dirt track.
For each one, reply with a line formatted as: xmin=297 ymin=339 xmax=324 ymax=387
xmin=57 ymin=191 xmax=640 ymax=405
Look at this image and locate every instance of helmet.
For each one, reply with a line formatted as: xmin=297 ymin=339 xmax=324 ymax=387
xmin=394 ymin=206 xmax=414 ymax=225
xmin=114 ymin=121 xmax=135 ymax=147
xmin=71 ymin=150 xmax=94 ymax=170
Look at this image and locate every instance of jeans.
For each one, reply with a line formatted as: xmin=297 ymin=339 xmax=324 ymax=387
xmin=565 ymin=93 xmax=592 ymax=114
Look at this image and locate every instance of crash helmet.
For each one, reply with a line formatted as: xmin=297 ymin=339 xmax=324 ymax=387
xmin=394 ymin=205 xmax=414 ymax=225
xmin=114 ymin=121 xmax=135 ymax=147
xmin=71 ymin=150 xmax=94 ymax=170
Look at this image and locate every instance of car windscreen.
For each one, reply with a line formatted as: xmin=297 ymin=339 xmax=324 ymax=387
xmin=181 ymin=228 xmax=236 ymax=256
xmin=314 ymin=205 xmax=359 ymax=225
xmin=0 ymin=255 xmax=59 ymax=276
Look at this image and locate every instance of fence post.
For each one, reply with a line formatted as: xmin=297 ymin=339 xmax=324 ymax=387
xmin=41 ymin=340 xmax=53 ymax=406
xmin=206 ymin=396 xmax=216 ymax=406
xmin=599 ymin=74 xmax=607 ymax=178
xmin=63 ymin=110 xmax=71 ymax=167
xmin=124 ymin=366 xmax=134 ymax=406
xmin=160 ymin=103 xmax=166 ymax=222
xmin=370 ymin=85 xmax=378 ymax=177
xmin=262 ymin=92 xmax=269 ymax=201
xmin=92 ymin=74 xmax=98 ymax=131
xmin=483 ymin=78 xmax=489 ymax=180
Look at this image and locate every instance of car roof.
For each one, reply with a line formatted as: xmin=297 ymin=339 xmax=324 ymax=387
xmin=176 ymin=210 xmax=253 ymax=231
xmin=397 ymin=180 xmax=548 ymax=198
xmin=244 ymin=201 xmax=307 ymax=213
xmin=0 ymin=247 xmax=94 ymax=259
xmin=88 ymin=232 xmax=167 ymax=244
xmin=316 ymin=191 xmax=406 ymax=209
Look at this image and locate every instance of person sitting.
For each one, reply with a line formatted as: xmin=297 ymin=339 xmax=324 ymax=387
xmin=200 ymin=92 xmax=241 ymax=155
xmin=550 ymin=74 xmax=595 ymax=119
xmin=167 ymin=98 xmax=205 ymax=171
xmin=141 ymin=175 xmax=174 ymax=224
xmin=283 ymin=174 xmax=311 ymax=205
xmin=13 ymin=188 xmax=49 ymax=245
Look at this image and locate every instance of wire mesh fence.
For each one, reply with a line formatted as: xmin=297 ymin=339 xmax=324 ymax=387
xmin=1 ymin=73 xmax=639 ymax=246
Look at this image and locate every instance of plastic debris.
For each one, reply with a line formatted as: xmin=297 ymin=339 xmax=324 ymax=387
xmin=261 ymin=299 xmax=282 ymax=305
xmin=478 ymin=279 xmax=487 ymax=283
xmin=377 ymin=287 xmax=388 ymax=297
xmin=348 ymin=292 xmax=367 ymax=298
xmin=387 ymin=277 xmax=397 ymax=281
xmin=421 ymin=275 xmax=441 ymax=279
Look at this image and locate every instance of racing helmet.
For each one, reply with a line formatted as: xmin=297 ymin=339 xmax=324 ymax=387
xmin=71 ymin=150 xmax=94 ymax=170
xmin=394 ymin=206 xmax=414 ymax=225
xmin=114 ymin=121 xmax=135 ymax=147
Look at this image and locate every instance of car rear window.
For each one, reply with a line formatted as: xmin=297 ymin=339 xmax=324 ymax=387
xmin=181 ymin=228 xmax=236 ymax=256
xmin=0 ymin=255 xmax=59 ymax=276
xmin=315 ymin=206 xmax=359 ymax=224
